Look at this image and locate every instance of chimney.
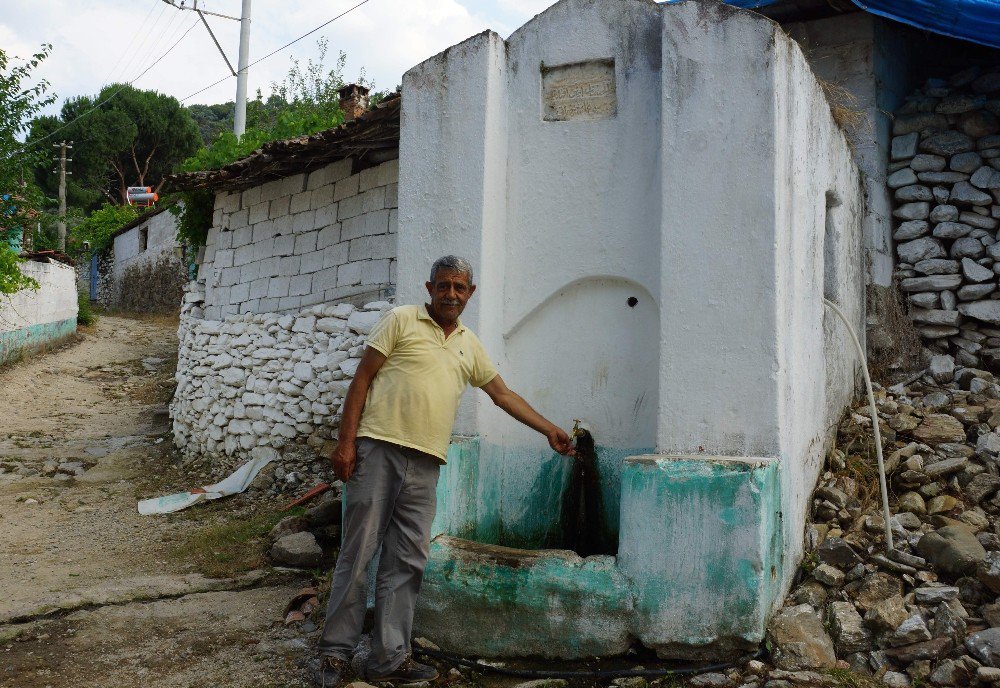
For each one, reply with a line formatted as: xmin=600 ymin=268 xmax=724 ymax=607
xmin=338 ymin=84 xmax=370 ymax=121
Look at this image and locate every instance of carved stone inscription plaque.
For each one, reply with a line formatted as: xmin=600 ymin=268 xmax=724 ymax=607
xmin=542 ymin=59 xmax=616 ymax=122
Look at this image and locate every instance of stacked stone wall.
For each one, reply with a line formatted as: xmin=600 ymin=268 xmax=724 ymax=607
xmin=892 ymin=66 xmax=1000 ymax=371
xmin=170 ymin=281 xmax=390 ymax=463
xmin=109 ymin=210 xmax=187 ymax=313
xmin=199 ymin=157 xmax=398 ymax=320
xmin=116 ymin=254 xmax=188 ymax=313
xmin=76 ymin=251 xmax=115 ymax=308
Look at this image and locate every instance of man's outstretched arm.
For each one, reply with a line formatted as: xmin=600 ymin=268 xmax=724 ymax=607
xmin=480 ymin=375 xmax=575 ymax=456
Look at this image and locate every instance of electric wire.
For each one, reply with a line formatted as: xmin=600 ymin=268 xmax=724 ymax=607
xmin=179 ymin=0 xmax=374 ymax=103
xmin=132 ymin=7 xmax=182 ymax=77
xmin=119 ymin=2 xmax=172 ymax=83
xmin=100 ymin=0 xmax=161 ymax=87
xmin=413 ymin=646 xmax=765 ymax=679
xmin=8 ymin=18 xmax=201 ymax=158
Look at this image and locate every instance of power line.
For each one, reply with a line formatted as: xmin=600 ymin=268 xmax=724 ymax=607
xmin=179 ymin=0 xmax=374 ymax=103
xmin=131 ymin=4 xmax=178 ymax=76
xmin=101 ymin=1 xmax=161 ymax=87
xmin=9 ymin=18 xmax=200 ymax=158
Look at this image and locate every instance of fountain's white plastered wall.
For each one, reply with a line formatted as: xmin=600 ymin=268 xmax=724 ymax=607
xmin=398 ymin=0 xmax=864 ymax=656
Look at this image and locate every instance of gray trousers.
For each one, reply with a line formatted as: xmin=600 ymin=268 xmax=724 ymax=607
xmin=318 ymin=437 xmax=440 ymax=675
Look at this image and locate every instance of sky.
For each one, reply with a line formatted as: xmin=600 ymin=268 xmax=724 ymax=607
xmin=1 ymin=0 xmax=557 ymax=119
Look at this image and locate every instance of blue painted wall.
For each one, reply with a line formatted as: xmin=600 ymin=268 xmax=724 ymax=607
xmin=0 ymin=318 xmax=77 ymax=365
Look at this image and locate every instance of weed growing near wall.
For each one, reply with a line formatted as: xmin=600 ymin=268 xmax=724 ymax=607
xmin=77 ymin=290 xmax=96 ymax=326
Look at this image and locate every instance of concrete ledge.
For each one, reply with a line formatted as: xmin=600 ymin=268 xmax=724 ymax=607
xmin=619 ymin=455 xmax=783 ymax=658
xmin=416 ymin=535 xmax=634 ymax=659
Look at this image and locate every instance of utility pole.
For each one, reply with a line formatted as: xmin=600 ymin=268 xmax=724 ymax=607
xmin=53 ymin=141 xmax=72 ymax=252
xmin=161 ymin=0 xmax=251 ymax=138
xmin=234 ymin=0 xmax=252 ymax=137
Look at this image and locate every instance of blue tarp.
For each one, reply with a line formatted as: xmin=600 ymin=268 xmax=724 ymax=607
xmin=719 ymin=0 xmax=1000 ymax=50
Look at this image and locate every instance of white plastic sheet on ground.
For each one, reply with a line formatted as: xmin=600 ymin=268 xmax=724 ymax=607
xmin=137 ymin=447 xmax=277 ymax=515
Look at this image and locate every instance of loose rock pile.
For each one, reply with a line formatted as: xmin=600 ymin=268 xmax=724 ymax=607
xmin=170 ymin=281 xmax=391 ymax=468
xmin=892 ymin=65 xmax=1000 ymax=370
xmin=269 ymin=488 xmax=342 ymax=569
xmin=762 ymin=364 xmax=1000 ymax=687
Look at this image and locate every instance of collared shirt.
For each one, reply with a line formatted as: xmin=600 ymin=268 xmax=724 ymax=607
xmin=356 ymin=304 xmax=498 ymax=462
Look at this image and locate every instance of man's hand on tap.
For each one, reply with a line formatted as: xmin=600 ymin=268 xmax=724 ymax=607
xmin=546 ymin=425 xmax=576 ymax=456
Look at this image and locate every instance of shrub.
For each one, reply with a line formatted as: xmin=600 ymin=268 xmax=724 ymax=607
xmin=77 ymin=290 xmax=96 ymax=326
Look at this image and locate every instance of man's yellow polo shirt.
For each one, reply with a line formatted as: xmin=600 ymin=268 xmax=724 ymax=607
xmin=357 ymin=304 xmax=498 ymax=462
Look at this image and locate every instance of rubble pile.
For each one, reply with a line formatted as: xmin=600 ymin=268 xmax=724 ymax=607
xmin=762 ymin=365 xmax=1000 ymax=687
xmin=170 ymin=281 xmax=391 ymax=467
xmin=892 ymin=66 xmax=1000 ymax=369
xmin=268 ymin=488 xmax=342 ymax=570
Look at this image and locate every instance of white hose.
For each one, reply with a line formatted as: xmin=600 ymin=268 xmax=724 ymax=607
xmin=823 ymin=298 xmax=894 ymax=553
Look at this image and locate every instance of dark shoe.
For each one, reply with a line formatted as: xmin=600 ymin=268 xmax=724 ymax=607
xmin=314 ymin=654 xmax=348 ymax=687
xmin=369 ymin=655 xmax=439 ymax=683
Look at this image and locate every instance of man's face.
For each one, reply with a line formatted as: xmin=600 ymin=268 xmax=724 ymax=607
xmin=425 ymin=268 xmax=476 ymax=323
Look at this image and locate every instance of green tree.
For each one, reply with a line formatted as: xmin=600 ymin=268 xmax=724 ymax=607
xmin=187 ymin=102 xmax=234 ymax=146
xmin=0 ymin=44 xmax=55 ymax=294
xmin=70 ymin=203 xmax=140 ymax=255
xmin=30 ymin=84 xmax=201 ymax=208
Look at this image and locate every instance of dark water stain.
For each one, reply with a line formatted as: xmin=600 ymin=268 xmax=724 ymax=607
xmin=559 ymin=430 xmax=615 ymax=556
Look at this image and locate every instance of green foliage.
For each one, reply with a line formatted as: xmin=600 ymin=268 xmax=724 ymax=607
xmin=800 ymin=549 xmax=819 ymax=573
xmin=368 ymin=89 xmax=396 ymax=108
xmin=186 ymin=102 xmax=235 ymax=146
xmin=0 ymin=44 xmax=54 ymax=295
xmin=0 ymin=246 xmax=38 ymax=294
xmin=171 ymin=189 xmax=214 ymax=249
xmin=30 ymin=205 xmax=82 ymax=252
xmin=70 ymin=203 xmax=139 ymax=255
xmin=77 ymin=289 xmax=96 ymax=326
xmin=174 ymin=39 xmax=357 ymax=248
xmin=168 ymin=507 xmax=298 ymax=579
xmin=29 ymin=84 xmax=201 ymax=208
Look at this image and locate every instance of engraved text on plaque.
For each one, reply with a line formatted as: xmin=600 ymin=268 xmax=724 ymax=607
xmin=542 ymin=59 xmax=616 ymax=122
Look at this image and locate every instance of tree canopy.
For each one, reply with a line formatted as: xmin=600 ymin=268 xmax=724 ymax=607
xmin=187 ymin=102 xmax=234 ymax=146
xmin=0 ymin=44 xmax=55 ymax=294
xmin=70 ymin=203 xmax=140 ymax=255
xmin=29 ymin=84 xmax=201 ymax=208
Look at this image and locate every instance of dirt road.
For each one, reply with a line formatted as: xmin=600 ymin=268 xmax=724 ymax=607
xmin=0 ymin=316 xmax=312 ymax=688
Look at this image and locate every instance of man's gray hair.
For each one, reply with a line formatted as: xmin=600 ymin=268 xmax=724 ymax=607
xmin=429 ymin=255 xmax=474 ymax=284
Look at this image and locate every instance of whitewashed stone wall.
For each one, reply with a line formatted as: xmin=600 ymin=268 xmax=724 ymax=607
xmin=784 ymin=13 xmax=910 ymax=288
xmin=199 ymin=157 xmax=398 ymax=320
xmin=112 ymin=209 xmax=181 ymax=277
xmin=0 ymin=260 xmax=78 ymax=364
xmin=109 ymin=210 xmax=188 ymax=312
xmin=170 ymin=280 xmax=390 ymax=461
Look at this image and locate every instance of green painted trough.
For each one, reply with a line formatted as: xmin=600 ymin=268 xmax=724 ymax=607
xmin=414 ymin=446 xmax=784 ymax=660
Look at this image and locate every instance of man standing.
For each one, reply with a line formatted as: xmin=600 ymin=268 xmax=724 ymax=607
xmin=315 ymin=255 xmax=575 ymax=686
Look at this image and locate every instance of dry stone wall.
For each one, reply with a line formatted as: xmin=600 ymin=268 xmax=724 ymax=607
xmin=892 ymin=66 xmax=1000 ymax=371
xmin=170 ymin=280 xmax=391 ymax=463
xmin=110 ymin=210 xmax=187 ymax=313
xmin=199 ymin=157 xmax=398 ymax=320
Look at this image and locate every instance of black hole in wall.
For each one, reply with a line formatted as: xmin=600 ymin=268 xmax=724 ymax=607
xmin=627 ymin=297 xmax=638 ymax=308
